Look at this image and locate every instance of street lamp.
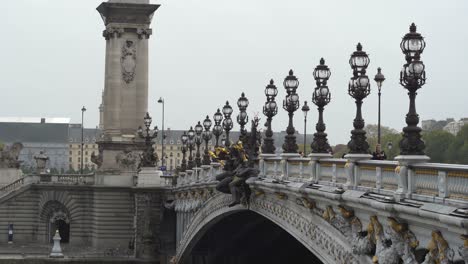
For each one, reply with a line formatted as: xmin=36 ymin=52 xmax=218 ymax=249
xmin=282 ymin=69 xmax=300 ymax=153
xmin=202 ymin=115 xmax=213 ymax=165
xmin=81 ymin=106 xmax=86 ymax=174
xmin=374 ymin=67 xmax=386 ymax=145
xmin=137 ymin=112 xmax=158 ymax=167
xmin=237 ymin=92 xmax=249 ymax=143
xmin=187 ymin=127 xmax=195 ymax=170
xmin=399 ymin=23 xmax=426 ymax=155
xmin=347 ymin=43 xmax=371 ymax=154
xmin=222 ymin=101 xmax=233 ymax=147
xmin=157 ymin=97 xmax=165 ymax=168
xmin=212 ymin=109 xmax=223 ymax=147
xmin=180 ymin=132 xmax=188 ymax=171
xmin=311 ymin=58 xmax=332 ymax=153
xmin=262 ymin=79 xmax=278 ymax=154
xmin=194 ymin=121 xmax=203 ymax=167
xmin=301 ymin=101 xmax=310 ymax=155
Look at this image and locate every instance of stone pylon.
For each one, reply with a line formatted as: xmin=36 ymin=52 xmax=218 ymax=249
xmin=95 ymin=0 xmax=160 ymax=175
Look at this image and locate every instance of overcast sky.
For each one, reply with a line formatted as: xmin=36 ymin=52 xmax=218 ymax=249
xmin=1 ymin=0 xmax=467 ymax=145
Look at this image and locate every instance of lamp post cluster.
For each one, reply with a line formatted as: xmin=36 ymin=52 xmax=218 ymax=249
xmin=347 ymin=43 xmax=371 ymax=154
xmin=137 ymin=112 xmax=158 ymax=167
xmin=282 ymin=70 xmax=300 ymax=153
xmin=399 ymin=23 xmax=426 ymax=155
xmin=262 ymin=80 xmax=279 ymax=154
xmin=311 ymin=58 xmax=332 ymax=153
xmin=175 ymin=23 xmax=427 ymax=174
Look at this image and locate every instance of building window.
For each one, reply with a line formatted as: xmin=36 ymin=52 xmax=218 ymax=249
xmin=69 ymin=157 xmax=72 ymax=162
xmin=170 ymin=146 xmax=173 ymax=150
xmin=69 ymin=151 xmax=72 ymax=155
xmin=85 ymin=151 xmax=88 ymax=155
xmin=78 ymin=151 xmax=81 ymax=155
xmin=78 ymin=158 xmax=81 ymax=162
xmin=85 ymin=158 xmax=88 ymax=162
xmin=177 ymin=153 xmax=180 ymax=157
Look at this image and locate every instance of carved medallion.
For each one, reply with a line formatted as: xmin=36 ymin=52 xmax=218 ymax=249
xmin=121 ymin=40 xmax=136 ymax=84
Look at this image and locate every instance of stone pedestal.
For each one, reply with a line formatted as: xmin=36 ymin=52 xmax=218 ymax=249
xmin=308 ymin=153 xmax=332 ymax=182
xmin=394 ymin=155 xmax=430 ymax=200
xmin=137 ymin=167 xmax=164 ymax=187
xmin=343 ymin=153 xmax=372 ymax=189
xmin=49 ymin=230 xmax=64 ymax=258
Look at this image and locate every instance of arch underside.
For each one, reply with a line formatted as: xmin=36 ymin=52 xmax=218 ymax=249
xmin=176 ymin=194 xmax=365 ymax=264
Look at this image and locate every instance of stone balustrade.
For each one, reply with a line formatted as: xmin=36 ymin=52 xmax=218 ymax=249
xmin=176 ymin=154 xmax=468 ymax=206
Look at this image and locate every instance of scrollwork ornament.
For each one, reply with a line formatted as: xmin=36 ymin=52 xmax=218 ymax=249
xmin=422 ymin=230 xmax=454 ymax=264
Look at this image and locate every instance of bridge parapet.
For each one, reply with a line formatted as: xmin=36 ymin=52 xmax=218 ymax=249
xmin=173 ymin=154 xmax=468 ymax=263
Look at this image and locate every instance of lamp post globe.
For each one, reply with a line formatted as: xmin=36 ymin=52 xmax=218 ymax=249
xmin=399 ymin=23 xmax=427 ymax=155
xmin=311 ymin=58 xmax=332 ymax=154
xmin=282 ymin=70 xmax=300 ymax=153
xmin=347 ymin=43 xmax=371 ymax=154
xmin=202 ymin=115 xmax=213 ymax=165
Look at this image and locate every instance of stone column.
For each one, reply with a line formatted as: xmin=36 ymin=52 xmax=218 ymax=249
xmin=95 ymin=0 xmax=160 ymax=175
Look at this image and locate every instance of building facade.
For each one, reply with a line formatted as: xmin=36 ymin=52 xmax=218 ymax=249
xmin=67 ymin=124 xmax=100 ymax=172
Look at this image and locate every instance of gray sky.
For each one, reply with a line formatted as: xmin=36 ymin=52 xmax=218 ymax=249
xmin=1 ymin=0 xmax=467 ymax=145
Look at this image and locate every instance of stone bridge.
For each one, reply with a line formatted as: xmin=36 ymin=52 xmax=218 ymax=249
xmin=173 ymin=156 xmax=468 ymax=264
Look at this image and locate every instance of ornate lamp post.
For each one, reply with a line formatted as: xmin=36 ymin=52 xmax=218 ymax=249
xmin=222 ymin=101 xmax=233 ymax=147
xmin=311 ymin=58 xmax=332 ymax=153
xmin=213 ymin=109 xmax=223 ymax=147
xmin=399 ymin=23 xmax=427 ymax=155
xmin=202 ymin=115 xmax=213 ymax=165
xmin=347 ymin=43 xmax=371 ymax=154
xmin=80 ymin=106 xmax=86 ymax=174
xmin=282 ymin=70 xmax=300 ymax=153
xmin=157 ymin=97 xmax=165 ymax=168
xmin=194 ymin=121 xmax=203 ymax=167
xmin=187 ymin=127 xmax=195 ymax=170
xmin=180 ymin=132 xmax=188 ymax=171
xmin=137 ymin=112 xmax=158 ymax=167
xmin=301 ymin=101 xmax=310 ymax=155
xmin=262 ymin=79 xmax=278 ymax=154
xmin=237 ymin=92 xmax=249 ymax=143
xmin=374 ymin=67 xmax=386 ymax=145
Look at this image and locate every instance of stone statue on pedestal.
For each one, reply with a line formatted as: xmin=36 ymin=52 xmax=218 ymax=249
xmin=34 ymin=151 xmax=49 ymax=174
xmin=0 ymin=142 xmax=23 ymax=169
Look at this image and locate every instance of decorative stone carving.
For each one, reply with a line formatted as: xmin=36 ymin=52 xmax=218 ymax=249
xmin=296 ymin=197 xmax=315 ymax=209
xmin=34 ymin=151 xmax=49 ymax=174
xmin=358 ymin=216 xmax=420 ymax=264
xmin=115 ymin=149 xmax=140 ymax=171
xmin=90 ymin=146 xmax=103 ymax=168
xmin=137 ymin=28 xmax=152 ymax=39
xmin=460 ymin=235 xmax=468 ymax=263
xmin=102 ymin=27 xmax=123 ymax=40
xmin=422 ymin=230 xmax=454 ymax=264
xmin=121 ymin=40 xmax=137 ymax=84
xmin=0 ymin=142 xmax=23 ymax=168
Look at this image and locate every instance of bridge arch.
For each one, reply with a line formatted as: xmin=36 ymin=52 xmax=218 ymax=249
xmin=176 ymin=194 xmax=365 ymax=264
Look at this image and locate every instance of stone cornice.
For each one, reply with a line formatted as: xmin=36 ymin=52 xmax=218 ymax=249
xmin=97 ymin=2 xmax=160 ymax=26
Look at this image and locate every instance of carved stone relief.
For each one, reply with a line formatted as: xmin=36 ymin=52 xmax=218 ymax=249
xmin=115 ymin=148 xmax=140 ymax=171
xmin=121 ymin=40 xmax=136 ymax=84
